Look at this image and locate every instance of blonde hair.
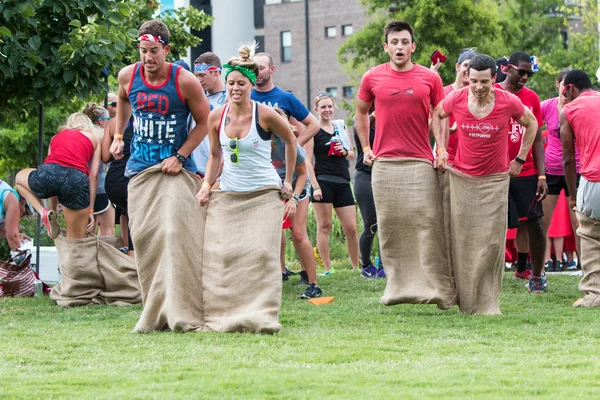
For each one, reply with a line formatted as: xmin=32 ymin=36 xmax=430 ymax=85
xmin=314 ymin=92 xmax=335 ymax=107
xmin=58 ymin=112 xmax=95 ymax=134
xmin=227 ymin=41 xmax=260 ymax=76
xmin=82 ymin=103 xmax=108 ymax=125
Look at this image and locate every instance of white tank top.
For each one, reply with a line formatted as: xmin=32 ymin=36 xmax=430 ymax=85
xmin=219 ymin=101 xmax=282 ymax=191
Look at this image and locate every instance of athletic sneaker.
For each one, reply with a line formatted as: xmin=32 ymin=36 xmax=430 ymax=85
xmin=527 ymin=277 xmax=545 ymax=294
xmin=376 ymin=267 xmax=386 ymax=278
xmin=282 ymin=272 xmax=289 ymax=281
xmin=545 ymin=260 xmax=555 ymax=272
xmin=514 ymin=269 xmax=532 ymax=280
xmin=42 ymin=208 xmax=60 ymax=239
xmin=319 ymin=269 xmax=334 ymax=277
xmin=119 ymin=246 xmax=129 ymax=254
xmin=555 ymin=260 xmax=566 ymax=272
xmin=540 ymin=272 xmax=548 ymax=289
xmin=297 ymin=270 xmax=309 ymax=286
xmin=284 ymin=267 xmax=297 ymax=276
xmin=565 ymin=261 xmax=578 ymax=271
xmin=300 ymin=283 xmax=323 ymax=299
xmin=361 ymin=264 xmax=378 ymax=279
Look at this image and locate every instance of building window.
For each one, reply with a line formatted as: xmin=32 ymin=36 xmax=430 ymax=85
xmin=342 ymin=24 xmax=353 ymax=36
xmin=343 ymin=86 xmax=355 ymax=98
xmin=325 ymin=26 xmax=337 ymax=38
xmin=326 ymin=87 xmax=338 ymax=98
xmin=281 ymin=31 xmax=292 ymax=62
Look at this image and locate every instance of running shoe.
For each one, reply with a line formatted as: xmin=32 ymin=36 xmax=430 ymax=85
xmin=284 ymin=267 xmax=297 ymax=276
xmin=540 ymin=272 xmax=548 ymax=289
xmin=565 ymin=261 xmax=578 ymax=271
xmin=300 ymin=283 xmax=322 ymax=299
xmin=527 ymin=277 xmax=545 ymax=294
xmin=282 ymin=272 xmax=289 ymax=281
xmin=361 ymin=264 xmax=378 ymax=279
xmin=545 ymin=260 xmax=555 ymax=272
xmin=376 ymin=267 xmax=386 ymax=278
xmin=297 ymin=270 xmax=309 ymax=285
xmin=514 ymin=269 xmax=531 ymax=280
xmin=42 ymin=208 xmax=60 ymax=239
xmin=555 ymin=260 xmax=566 ymax=272
xmin=319 ymin=269 xmax=334 ymax=277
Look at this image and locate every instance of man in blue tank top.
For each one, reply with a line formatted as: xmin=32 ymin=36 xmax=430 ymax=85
xmin=110 ymin=20 xmax=210 ymax=175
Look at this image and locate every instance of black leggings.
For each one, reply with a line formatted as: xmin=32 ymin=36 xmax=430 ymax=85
xmin=353 ymin=170 xmax=381 ymax=266
xmin=105 ymin=177 xmax=133 ymax=251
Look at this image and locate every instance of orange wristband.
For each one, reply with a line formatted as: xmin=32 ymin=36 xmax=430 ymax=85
xmin=89 ymin=208 xmax=94 ymax=213
xmin=436 ymin=147 xmax=447 ymax=155
xmin=362 ymin=146 xmax=371 ymax=152
xmin=114 ymin=134 xmax=123 ymax=140
xmin=538 ymin=175 xmax=547 ymax=181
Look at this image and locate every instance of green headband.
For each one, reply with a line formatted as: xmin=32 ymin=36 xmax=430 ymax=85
xmin=223 ymin=63 xmax=257 ymax=85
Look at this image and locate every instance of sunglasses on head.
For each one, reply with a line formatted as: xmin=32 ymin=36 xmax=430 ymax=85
xmin=316 ymin=92 xmax=333 ymax=98
xmin=561 ymin=83 xmax=573 ymax=98
xmin=108 ymin=102 xmax=117 ymax=107
xmin=229 ymin=139 xmax=239 ymax=164
xmin=509 ymin=64 xmax=534 ymax=78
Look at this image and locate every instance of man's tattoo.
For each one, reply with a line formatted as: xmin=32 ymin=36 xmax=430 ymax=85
xmin=225 ymin=116 xmax=230 ymax=126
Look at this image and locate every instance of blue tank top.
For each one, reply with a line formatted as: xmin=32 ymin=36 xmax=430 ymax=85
xmin=125 ymin=62 xmax=197 ymax=176
xmin=0 ymin=180 xmax=19 ymax=227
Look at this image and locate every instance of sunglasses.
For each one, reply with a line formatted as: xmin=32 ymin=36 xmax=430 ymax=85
xmin=108 ymin=102 xmax=117 ymax=107
xmin=509 ymin=64 xmax=534 ymax=78
xmin=316 ymin=92 xmax=334 ymax=98
xmin=561 ymin=83 xmax=573 ymax=98
xmin=100 ymin=116 xmax=111 ymax=121
xmin=229 ymin=139 xmax=239 ymax=164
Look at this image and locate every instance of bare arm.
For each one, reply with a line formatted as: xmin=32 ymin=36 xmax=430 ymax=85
xmin=262 ymin=105 xmax=297 ymax=188
xmin=431 ymin=101 xmax=449 ymax=170
xmin=197 ymin=109 xmax=223 ymax=206
xmin=110 ymin=65 xmax=135 ymax=160
xmin=101 ymin=119 xmax=116 ymax=164
xmin=3 ymin=194 xmax=22 ymax=250
xmin=560 ymin=110 xmax=578 ymax=209
xmin=297 ymin=113 xmax=320 ymax=146
xmin=88 ymin=140 xmax=102 ymax=212
xmin=177 ymin=70 xmax=211 ymax=158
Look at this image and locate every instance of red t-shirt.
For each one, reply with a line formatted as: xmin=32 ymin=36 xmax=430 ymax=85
xmin=358 ymin=63 xmax=444 ymax=161
xmin=443 ymin=84 xmax=459 ymax=164
xmin=493 ymin=84 xmax=542 ymax=177
xmin=442 ymin=87 xmax=525 ymax=176
xmin=564 ymin=91 xmax=600 ymax=182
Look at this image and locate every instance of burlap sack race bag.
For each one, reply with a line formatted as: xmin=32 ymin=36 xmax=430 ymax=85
xmin=574 ymin=212 xmax=600 ymax=307
xmin=97 ymin=236 xmax=141 ymax=306
xmin=128 ymin=165 xmax=205 ymax=332
xmin=50 ymin=235 xmax=105 ymax=306
xmin=372 ymin=158 xmax=456 ymax=309
xmin=447 ymin=168 xmax=509 ymax=315
xmin=202 ymin=188 xmax=283 ymax=333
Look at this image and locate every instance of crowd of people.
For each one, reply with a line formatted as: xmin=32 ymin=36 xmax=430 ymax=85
xmin=2 ymin=18 xmax=599 ymax=331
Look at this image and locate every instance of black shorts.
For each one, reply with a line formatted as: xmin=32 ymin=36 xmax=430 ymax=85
xmin=105 ymin=176 xmax=129 ymax=211
xmin=28 ymin=164 xmax=89 ymax=210
xmin=546 ymin=173 xmax=581 ymax=196
xmin=311 ymin=179 xmax=355 ymax=208
xmin=93 ymin=194 xmax=112 ymax=214
xmin=508 ymin=175 xmax=543 ymax=228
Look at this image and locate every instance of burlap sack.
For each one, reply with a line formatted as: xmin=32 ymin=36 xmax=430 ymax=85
xmin=447 ymin=168 xmax=509 ymax=315
xmin=574 ymin=212 xmax=600 ymax=307
xmin=128 ymin=165 xmax=206 ymax=333
xmin=97 ymin=237 xmax=142 ymax=306
xmin=372 ymin=158 xmax=456 ymax=309
xmin=202 ymin=188 xmax=284 ymax=333
xmin=50 ymin=235 xmax=105 ymax=306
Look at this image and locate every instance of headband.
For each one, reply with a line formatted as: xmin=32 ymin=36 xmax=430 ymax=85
xmin=137 ymin=34 xmax=170 ymax=45
xmin=194 ymin=63 xmax=222 ymax=74
xmin=223 ymin=63 xmax=257 ymax=85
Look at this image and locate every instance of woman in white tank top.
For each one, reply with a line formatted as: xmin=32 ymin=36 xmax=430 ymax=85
xmin=197 ymin=43 xmax=297 ymax=205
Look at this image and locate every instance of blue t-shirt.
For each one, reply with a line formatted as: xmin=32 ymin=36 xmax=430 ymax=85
xmin=251 ymin=86 xmax=310 ymax=122
xmin=125 ymin=62 xmax=197 ymax=176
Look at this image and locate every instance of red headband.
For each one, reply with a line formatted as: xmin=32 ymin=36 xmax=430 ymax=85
xmin=137 ymin=34 xmax=169 ymax=45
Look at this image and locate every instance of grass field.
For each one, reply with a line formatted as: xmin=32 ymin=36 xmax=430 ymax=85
xmin=2 ymin=267 xmax=600 ymax=399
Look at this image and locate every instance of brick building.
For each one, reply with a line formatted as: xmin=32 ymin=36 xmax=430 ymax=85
xmin=263 ymin=0 xmax=367 ymax=119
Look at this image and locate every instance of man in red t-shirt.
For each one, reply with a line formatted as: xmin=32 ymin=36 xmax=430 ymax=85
xmin=354 ymin=20 xmax=455 ymax=310
xmin=560 ymin=69 xmax=600 ymax=307
xmin=443 ymin=48 xmax=477 ymax=164
xmin=432 ymin=55 xmax=539 ymax=311
xmin=494 ymin=51 xmax=548 ymax=286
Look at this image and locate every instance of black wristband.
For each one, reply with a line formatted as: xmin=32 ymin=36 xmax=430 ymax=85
xmin=515 ymin=157 xmax=526 ymax=165
xmin=175 ymin=153 xmax=186 ymax=163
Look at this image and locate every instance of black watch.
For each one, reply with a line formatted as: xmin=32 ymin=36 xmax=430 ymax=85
xmin=174 ymin=153 xmax=186 ymax=163
xmin=514 ymin=156 xmax=526 ymax=165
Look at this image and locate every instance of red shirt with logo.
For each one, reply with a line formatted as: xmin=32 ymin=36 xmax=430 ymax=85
xmin=442 ymin=87 xmax=525 ymax=176
xmin=493 ymin=84 xmax=543 ymax=177
xmin=564 ymin=91 xmax=600 ymax=182
xmin=358 ymin=63 xmax=444 ymax=161
xmin=443 ymin=84 xmax=459 ymax=164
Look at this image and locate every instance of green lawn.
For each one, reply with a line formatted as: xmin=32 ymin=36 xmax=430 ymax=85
xmin=2 ymin=268 xmax=600 ymax=399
